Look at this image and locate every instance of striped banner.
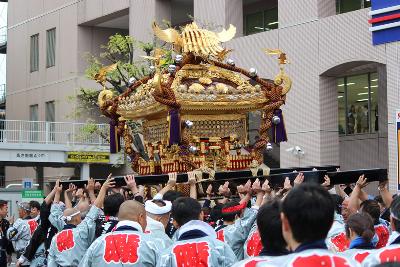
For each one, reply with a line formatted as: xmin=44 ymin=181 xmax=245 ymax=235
xmin=369 ymin=0 xmax=400 ymax=45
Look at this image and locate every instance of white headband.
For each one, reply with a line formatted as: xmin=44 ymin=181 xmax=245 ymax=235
xmin=62 ymin=210 xmax=81 ymax=222
xmin=145 ymin=200 xmax=172 ymax=215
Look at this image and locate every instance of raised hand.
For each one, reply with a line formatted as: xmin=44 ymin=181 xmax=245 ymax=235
xmin=66 ymin=183 xmax=77 ymax=193
xmin=252 ymin=178 xmax=263 ymax=194
xmin=187 ymin=171 xmax=196 ymax=185
xmin=262 ymin=179 xmax=272 ymax=193
xmin=167 ymin=172 xmax=177 ymax=187
xmin=54 ymin=179 xmax=62 ymax=193
xmin=218 ymin=181 xmax=230 ymax=197
xmin=283 ymin=177 xmax=292 ymax=190
xmin=321 ymin=175 xmax=331 ymax=188
xmin=356 ymin=175 xmax=368 ymax=188
xmin=85 ymin=178 xmax=95 ymax=192
xmin=124 ymin=175 xmax=138 ymax=191
xmin=294 ymin=173 xmax=304 ymax=186
xmin=102 ymin=174 xmax=116 ymax=190
xmin=75 ymin=188 xmax=84 ymax=199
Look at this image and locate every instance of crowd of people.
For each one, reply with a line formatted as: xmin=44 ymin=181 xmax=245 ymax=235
xmin=0 ymin=171 xmax=399 ymax=267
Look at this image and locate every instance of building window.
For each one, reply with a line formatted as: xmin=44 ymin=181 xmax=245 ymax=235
xmin=46 ymin=28 xmax=56 ymax=68
xmin=45 ymin=101 xmax=55 ymax=142
xmin=245 ymin=7 xmax=278 ymax=35
xmin=336 ymin=0 xmax=371 ymax=14
xmin=29 ymin=104 xmax=39 ymax=142
xmin=337 ymin=73 xmax=378 ymax=135
xmin=45 ymin=101 xmax=55 ymax=122
xmin=30 ymin=34 xmax=39 ymax=72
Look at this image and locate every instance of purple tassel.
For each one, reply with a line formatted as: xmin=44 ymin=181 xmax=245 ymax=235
xmin=168 ymin=109 xmax=181 ymax=145
xmin=272 ymin=109 xmax=287 ymax=143
xmin=109 ymin=120 xmax=120 ymax=153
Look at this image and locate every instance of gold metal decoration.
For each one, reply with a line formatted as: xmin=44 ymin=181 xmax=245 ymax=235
xmin=152 ymin=22 xmax=236 ymax=57
xmin=95 ymin=22 xmax=292 ymax=175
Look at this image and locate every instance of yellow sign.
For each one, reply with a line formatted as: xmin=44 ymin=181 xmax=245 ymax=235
xmin=67 ymin=152 xmax=110 ymax=163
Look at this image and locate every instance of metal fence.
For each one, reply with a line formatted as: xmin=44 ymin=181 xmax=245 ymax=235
xmin=0 ymin=120 xmax=110 ymax=146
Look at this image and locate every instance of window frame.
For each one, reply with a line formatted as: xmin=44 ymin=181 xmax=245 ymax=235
xmin=30 ymin=34 xmax=39 ymax=72
xmin=336 ymin=0 xmax=371 ymax=14
xmin=244 ymin=7 xmax=279 ymax=36
xmin=338 ymin=72 xmax=377 ymax=136
xmin=46 ymin=28 xmax=56 ymax=68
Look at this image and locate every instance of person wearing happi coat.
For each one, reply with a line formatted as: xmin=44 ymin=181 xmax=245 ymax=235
xmin=79 ymin=200 xmax=169 ymax=267
xmin=157 ymin=197 xmax=237 ymax=267
xmin=47 ymin=178 xmax=112 ymax=267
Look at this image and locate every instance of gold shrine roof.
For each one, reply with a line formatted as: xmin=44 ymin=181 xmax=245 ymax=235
xmin=117 ymin=64 xmax=268 ymax=120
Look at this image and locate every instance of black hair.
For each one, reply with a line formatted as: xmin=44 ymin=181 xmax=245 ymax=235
xmin=331 ymin=194 xmax=344 ymax=215
xmin=172 ymin=197 xmax=201 ymax=226
xmin=163 ymin=190 xmax=184 ymax=202
xmin=257 ymin=200 xmax=286 ymax=251
xmin=345 ymin=213 xmax=375 ymax=243
xmin=103 ymin=194 xmax=125 ymax=216
xmin=209 ymin=204 xmax=223 ymax=224
xmin=29 ymin=200 xmax=41 ymax=210
xmin=0 ymin=200 xmax=7 ymax=208
xmin=390 ymin=196 xmax=400 ymax=232
xmin=281 ymin=183 xmax=335 ymax=244
xmin=221 ymin=200 xmax=241 ymax=222
xmin=360 ymin=199 xmax=380 ymax=225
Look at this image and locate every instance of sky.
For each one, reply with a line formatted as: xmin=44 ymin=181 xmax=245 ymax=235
xmin=0 ymin=2 xmax=6 ymax=86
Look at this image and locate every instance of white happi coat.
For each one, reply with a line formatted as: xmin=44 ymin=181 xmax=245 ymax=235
xmin=157 ymin=220 xmax=237 ymax=267
xmin=216 ymin=208 xmax=258 ymax=260
xmin=243 ymin=222 xmax=263 ymax=258
xmin=362 ymin=244 xmax=400 ymax=267
xmin=145 ymin=216 xmax=173 ymax=248
xmin=47 ymin=205 xmax=100 ymax=267
xmin=340 ymin=249 xmax=374 ymax=265
xmin=48 ymin=203 xmax=66 ymax=232
xmin=373 ymin=219 xmax=391 ymax=248
xmin=6 ymin=218 xmax=31 ymax=257
xmin=79 ymin=220 xmax=169 ymax=267
xmin=326 ymin=213 xmax=349 ymax=252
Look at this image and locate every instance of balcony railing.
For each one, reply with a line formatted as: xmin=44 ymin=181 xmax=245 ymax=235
xmin=0 ymin=120 xmax=110 ymax=146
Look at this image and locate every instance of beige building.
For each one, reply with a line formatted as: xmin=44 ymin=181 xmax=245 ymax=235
xmin=5 ymin=0 xmax=400 ymax=191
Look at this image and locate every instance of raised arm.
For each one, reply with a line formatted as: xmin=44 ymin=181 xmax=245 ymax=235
xmin=348 ymin=175 xmax=367 ymax=212
xmin=154 ymin=172 xmax=177 ymax=200
xmin=252 ymin=178 xmax=265 ymax=208
xmin=378 ymin=180 xmax=393 ymax=208
xmin=85 ymin=178 xmax=97 ymax=204
xmin=49 ymin=179 xmax=66 ymax=231
xmin=44 ymin=186 xmax=57 ymax=205
xmin=77 ymin=175 xmax=115 ymax=242
xmin=237 ymin=180 xmax=252 ymax=206
xmin=64 ymin=183 xmax=76 ymax=209
xmin=188 ymin=171 xmax=197 ymax=199
xmin=217 ymin=181 xmax=231 ymax=205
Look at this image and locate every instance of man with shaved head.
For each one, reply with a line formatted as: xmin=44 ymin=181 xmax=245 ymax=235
xmin=79 ymin=199 xmax=171 ymax=266
xmin=47 ymin=177 xmax=113 ymax=267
